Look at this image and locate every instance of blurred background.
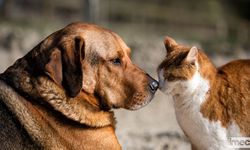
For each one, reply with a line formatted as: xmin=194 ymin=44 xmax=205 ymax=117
xmin=0 ymin=0 xmax=249 ymax=149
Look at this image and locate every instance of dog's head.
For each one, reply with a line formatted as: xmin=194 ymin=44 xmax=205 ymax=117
xmin=30 ymin=23 xmax=158 ymax=110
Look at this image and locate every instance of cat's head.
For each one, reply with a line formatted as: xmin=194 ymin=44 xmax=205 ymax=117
xmin=157 ymin=37 xmax=205 ymax=96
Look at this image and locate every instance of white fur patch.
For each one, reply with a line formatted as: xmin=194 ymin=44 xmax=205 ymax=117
xmin=158 ymin=69 xmax=242 ymax=149
xmin=227 ymin=121 xmax=242 ymax=137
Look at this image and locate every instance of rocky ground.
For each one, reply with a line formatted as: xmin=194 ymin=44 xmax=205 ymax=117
xmin=0 ymin=24 xmax=249 ymax=150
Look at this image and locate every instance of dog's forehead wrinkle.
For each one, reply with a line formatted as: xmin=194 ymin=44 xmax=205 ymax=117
xmin=89 ymin=51 xmax=102 ymax=66
xmin=65 ymin=27 xmax=127 ymax=60
xmin=82 ymin=32 xmax=119 ymax=59
xmin=111 ymin=33 xmax=131 ymax=57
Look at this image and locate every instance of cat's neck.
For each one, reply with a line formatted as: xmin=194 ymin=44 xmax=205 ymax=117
xmin=173 ymin=71 xmax=210 ymax=110
xmin=197 ymin=51 xmax=217 ymax=86
xmin=173 ymin=51 xmax=217 ymax=109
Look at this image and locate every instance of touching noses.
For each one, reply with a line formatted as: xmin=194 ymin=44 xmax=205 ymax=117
xmin=147 ymin=74 xmax=159 ymax=93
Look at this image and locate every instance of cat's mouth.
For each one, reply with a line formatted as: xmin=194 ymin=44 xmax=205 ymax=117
xmin=158 ymin=79 xmax=179 ymax=96
xmin=158 ymin=69 xmax=165 ymax=90
xmin=158 ymin=80 xmax=165 ymax=90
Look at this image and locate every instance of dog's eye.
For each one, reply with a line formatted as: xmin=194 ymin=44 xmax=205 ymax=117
xmin=111 ymin=58 xmax=121 ymax=65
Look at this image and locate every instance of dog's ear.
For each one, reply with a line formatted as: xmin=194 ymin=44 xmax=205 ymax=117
xmin=45 ymin=49 xmax=63 ymax=86
xmin=45 ymin=36 xmax=85 ymax=97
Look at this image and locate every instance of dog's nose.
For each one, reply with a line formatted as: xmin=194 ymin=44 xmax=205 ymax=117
xmin=147 ymin=74 xmax=159 ymax=93
xmin=149 ymin=81 xmax=158 ymax=93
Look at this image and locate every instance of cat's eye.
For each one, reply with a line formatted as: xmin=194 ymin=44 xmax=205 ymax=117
xmin=111 ymin=58 xmax=122 ymax=65
xmin=168 ymin=75 xmax=176 ymax=81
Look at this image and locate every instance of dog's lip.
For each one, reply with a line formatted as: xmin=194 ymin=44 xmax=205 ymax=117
xmin=125 ymin=92 xmax=155 ymax=111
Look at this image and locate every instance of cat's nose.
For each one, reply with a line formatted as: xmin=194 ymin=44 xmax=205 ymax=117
xmin=147 ymin=74 xmax=159 ymax=93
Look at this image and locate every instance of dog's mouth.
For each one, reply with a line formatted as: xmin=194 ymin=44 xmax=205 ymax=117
xmin=124 ymin=91 xmax=155 ymax=110
xmin=91 ymin=81 xmax=157 ymax=111
xmin=112 ymin=104 xmax=119 ymax=109
xmin=98 ymin=91 xmax=154 ymax=111
xmin=122 ymin=78 xmax=158 ymax=110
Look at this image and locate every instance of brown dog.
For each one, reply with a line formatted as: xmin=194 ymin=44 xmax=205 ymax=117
xmin=0 ymin=23 xmax=158 ymax=149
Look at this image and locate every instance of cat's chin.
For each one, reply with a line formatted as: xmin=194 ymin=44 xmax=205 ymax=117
xmin=159 ymin=86 xmax=172 ymax=96
xmin=158 ymin=83 xmax=165 ymax=91
xmin=159 ymin=80 xmax=178 ymax=95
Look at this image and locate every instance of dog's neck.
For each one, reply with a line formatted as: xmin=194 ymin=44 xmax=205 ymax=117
xmin=34 ymin=76 xmax=116 ymax=127
xmin=0 ymin=79 xmax=121 ymax=150
xmin=0 ymin=58 xmax=115 ymax=128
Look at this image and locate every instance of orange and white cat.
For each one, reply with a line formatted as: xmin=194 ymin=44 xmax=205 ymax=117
xmin=157 ymin=36 xmax=250 ymax=150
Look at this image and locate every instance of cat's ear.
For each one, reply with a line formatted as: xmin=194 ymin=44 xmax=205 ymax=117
xmin=164 ymin=36 xmax=177 ymax=53
xmin=186 ymin=46 xmax=198 ymax=64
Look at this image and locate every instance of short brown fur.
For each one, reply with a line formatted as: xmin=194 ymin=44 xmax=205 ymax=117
xmin=200 ymin=59 xmax=250 ymax=136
